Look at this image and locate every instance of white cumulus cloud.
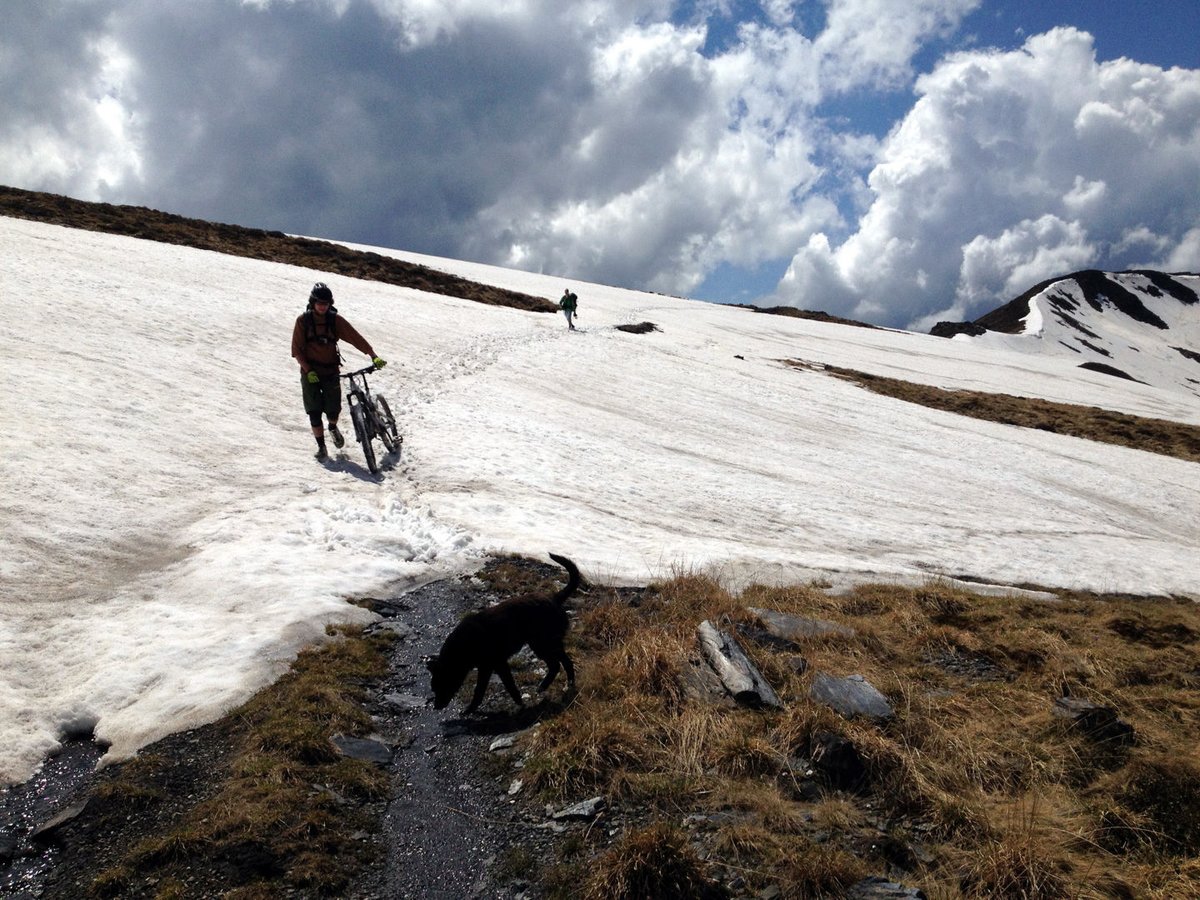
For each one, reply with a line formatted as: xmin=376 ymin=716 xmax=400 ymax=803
xmin=776 ymin=27 xmax=1200 ymax=328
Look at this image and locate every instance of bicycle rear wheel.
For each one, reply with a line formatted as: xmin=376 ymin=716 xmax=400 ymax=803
xmin=351 ymin=404 xmax=378 ymax=474
xmin=375 ymin=395 xmax=400 ymax=456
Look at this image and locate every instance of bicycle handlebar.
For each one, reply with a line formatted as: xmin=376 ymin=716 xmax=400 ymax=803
xmin=339 ymin=364 xmax=382 ymax=379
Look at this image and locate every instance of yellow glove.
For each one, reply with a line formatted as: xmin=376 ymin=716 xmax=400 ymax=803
xmin=306 ymin=371 xmax=319 ymax=383
xmin=373 ymin=356 xmax=387 ymax=369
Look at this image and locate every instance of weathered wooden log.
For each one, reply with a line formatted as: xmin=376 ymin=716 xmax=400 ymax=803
xmin=697 ymin=620 xmax=783 ymax=709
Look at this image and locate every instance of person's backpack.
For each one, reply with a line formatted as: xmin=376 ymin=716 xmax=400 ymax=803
xmin=303 ymin=305 xmax=344 ymax=364
xmin=303 ymin=305 xmax=339 ymax=345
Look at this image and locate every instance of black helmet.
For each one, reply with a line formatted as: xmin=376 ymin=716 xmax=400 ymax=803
xmin=309 ymin=282 xmax=333 ymax=305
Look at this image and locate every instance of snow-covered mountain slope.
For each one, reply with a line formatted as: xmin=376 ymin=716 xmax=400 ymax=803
xmin=943 ymin=271 xmax=1200 ymax=402
xmin=2 ymin=215 xmax=1199 ymax=784
xmin=352 ymin=245 xmax=1200 ymax=426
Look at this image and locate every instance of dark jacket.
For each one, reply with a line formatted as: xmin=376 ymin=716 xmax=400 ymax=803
xmin=291 ymin=310 xmax=376 ymax=377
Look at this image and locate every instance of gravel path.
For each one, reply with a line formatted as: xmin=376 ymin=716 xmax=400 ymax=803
xmin=1 ymin=563 xmax=579 ymax=899
xmin=349 ymin=576 xmax=563 ymax=900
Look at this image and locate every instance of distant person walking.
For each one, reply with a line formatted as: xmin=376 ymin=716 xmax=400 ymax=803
xmin=291 ymin=282 xmax=387 ymax=460
xmin=559 ymin=287 xmax=579 ymax=330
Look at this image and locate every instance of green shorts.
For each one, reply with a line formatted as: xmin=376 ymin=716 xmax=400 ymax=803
xmin=302 ymin=372 xmax=342 ymax=421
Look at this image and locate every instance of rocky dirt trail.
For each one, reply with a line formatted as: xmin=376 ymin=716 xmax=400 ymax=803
xmin=0 ymin=558 xmax=579 ymax=899
xmin=349 ymin=572 xmax=573 ymax=900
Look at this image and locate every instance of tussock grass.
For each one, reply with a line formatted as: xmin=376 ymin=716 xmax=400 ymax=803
xmin=91 ymin=626 xmax=393 ymax=897
xmin=583 ymin=822 xmax=726 ymax=900
xmin=529 ymin=574 xmax=1200 ymax=898
xmin=807 ymin=363 xmax=1200 ymax=464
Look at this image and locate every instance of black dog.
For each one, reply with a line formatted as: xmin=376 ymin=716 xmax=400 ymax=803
xmin=428 ymin=554 xmax=579 ymax=714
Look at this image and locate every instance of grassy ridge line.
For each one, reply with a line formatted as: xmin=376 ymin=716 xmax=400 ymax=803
xmin=809 ymin=363 xmax=1200 ymax=464
xmin=0 ymin=184 xmax=556 ymax=314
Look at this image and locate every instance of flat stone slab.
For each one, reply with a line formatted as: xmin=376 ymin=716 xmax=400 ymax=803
xmin=748 ymin=608 xmax=855 ymax=642
xmin=809 ymin=673 xmax=893 ymax=721
xmin=331 ymin=735 xmax=393 ymax=765
xmin=848 ymin=876 xmax=928 ymax=899
xmin=551 ymin=796 xmax=606 ymax=821
xmin=30 ymin=800 xmax=90 ymax=843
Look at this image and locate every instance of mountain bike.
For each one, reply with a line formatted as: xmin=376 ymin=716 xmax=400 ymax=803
xmin=340 ymin=365 xmax=401 ymax=474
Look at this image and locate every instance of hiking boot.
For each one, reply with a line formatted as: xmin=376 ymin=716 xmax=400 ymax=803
xmin=314 ymin=441 xmax=329 ymax=461
xmin=329 ymin=423 xmax=345 ymax=449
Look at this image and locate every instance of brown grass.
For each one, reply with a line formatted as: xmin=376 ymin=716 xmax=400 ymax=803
xmin=526 ymin=575 xmax=1200 ymax=898
xmin=583 ymin=822 xmax=727 ymax=900
xmin=91 ymin=626 xmax=394 ymax=897
xmin=807 ymin=364 xmax=1200 ymax=464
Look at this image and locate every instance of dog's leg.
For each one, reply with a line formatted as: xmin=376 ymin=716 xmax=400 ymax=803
xmin=536 ymin=657 xmax=561 ymax=692
xmin=495 ymin=662 xmax=525 ymax=706
xmin=464 ymin=666 xmax=492 ymax=714
xmin=562 ymin=651 xmax=576 ymax=689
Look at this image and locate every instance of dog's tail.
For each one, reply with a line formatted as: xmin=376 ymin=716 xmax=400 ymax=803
xmin=547 ymin=553 xmax=581 ymax=606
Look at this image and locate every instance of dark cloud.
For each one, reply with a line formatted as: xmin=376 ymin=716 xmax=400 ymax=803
xmin=5 ymin=3 xmax=1193 ymax=327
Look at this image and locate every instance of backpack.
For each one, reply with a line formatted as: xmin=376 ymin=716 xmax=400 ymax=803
xmin=303 ymin=305 xmax=344 ymax=363
xmin=303 ymin=305 xmax=339 ymax=345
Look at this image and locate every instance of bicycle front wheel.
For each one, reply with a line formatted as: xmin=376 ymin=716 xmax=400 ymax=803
xmin=351 ymin=404 xmax=378 ymax=474
xmin=375 ymin=395 xmax=400 ymax=456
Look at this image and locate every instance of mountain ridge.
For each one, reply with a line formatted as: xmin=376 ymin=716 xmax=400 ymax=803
xmin=931 ymin=269 xmax=1200 ymax=398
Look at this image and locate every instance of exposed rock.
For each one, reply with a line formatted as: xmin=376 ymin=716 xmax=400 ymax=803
xmin=1079 ymin=361 xmax=1144 ymax=383
xmin=809 ymin=673 xmax=893 ymax=722
xmin=370 ymin=620 xmax=416 ymax=640
xmin=698 ymin=620 xmax=783 ymax=709
xmin=29 ymin=800 xmax=90 ymax=844
xmin=848 ymin=875 xmax=928 ymax=898
xmin=551 ymin=797 xmax=606 ymax=821
xmin=930 ymin=321 xmax=987 ymax=338
xmin=747 ymin=607 xmax=855 ymax=642
xmin=615 ymin=321 xmax=659 ymax=334
xmin=330 ymin=734 xmax=393 ymax=765
xmin=1053 ymin=697 xmax=1135 ymax=745
xmin=735 ymin=621 xmax=802 ymax=653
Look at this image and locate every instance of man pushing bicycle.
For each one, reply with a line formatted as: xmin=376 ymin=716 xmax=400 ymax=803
xmin=291 ymin=282 xmax=387 ymax=460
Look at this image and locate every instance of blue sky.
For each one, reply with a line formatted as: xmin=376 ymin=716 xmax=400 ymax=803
xmin=2 ymin=1 xmax=1198 ymax=328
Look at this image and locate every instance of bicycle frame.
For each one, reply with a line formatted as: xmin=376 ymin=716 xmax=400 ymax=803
xmin=338 ymin=364 xmax=399 ymax=473
xmin=340 ymin=364 xmax=381 ymax=403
